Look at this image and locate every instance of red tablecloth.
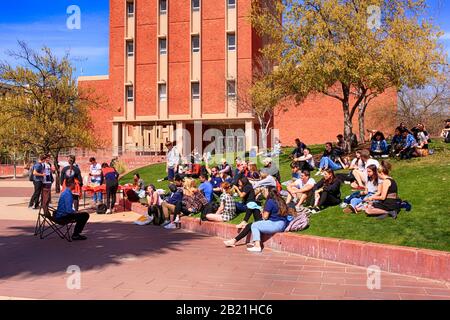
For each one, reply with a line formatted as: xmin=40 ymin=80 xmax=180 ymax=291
xmin=82 ymin=185 xmax=134 ymax=193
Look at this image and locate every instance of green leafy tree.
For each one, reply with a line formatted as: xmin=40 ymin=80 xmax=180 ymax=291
xmin=0 ymin=41 xmax=104 ymax=191
xmin=251 ymin=0 xmax=447 ymax=150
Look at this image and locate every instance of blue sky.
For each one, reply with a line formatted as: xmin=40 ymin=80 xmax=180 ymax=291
xmin=0 ymin=0 xmax=449 ymax=78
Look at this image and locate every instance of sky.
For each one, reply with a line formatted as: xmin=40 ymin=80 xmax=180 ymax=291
xmin=0 ymin=0 xmax=449 ymax=78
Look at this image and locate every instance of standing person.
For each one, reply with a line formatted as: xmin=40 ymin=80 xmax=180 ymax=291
xmin=165 ymin=141 xmax=180 ymax=182
xmin=41 ymin=155 xmax=54 ymax=210
xmin=60 ymin=155 xmax=83 ymax=211
xmin=310 ymin=169 xmax=342 ymax=214
xmin=290 ymin=138 xmax=307 ymax=159
xmin=101 ymin=163 xmax=119 ymax=214
xmin=28 ymin=155 xmax=46 ymax=209
xmin=55 ymin=180 xmax=90 ymax=241
xmin=89 ymin=157 xmax=103 ymax=205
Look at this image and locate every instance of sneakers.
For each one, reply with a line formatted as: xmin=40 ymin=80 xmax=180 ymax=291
xmin=401 ymin=201 xmax=412 ymax=212
xmin=105 ymin=209 xmax=111 ymax=214
xmin=164 ymin=222 xmax=177 ymax=229
xmin=247 ymin=246 xmax=262 ymax=252
xmin=72 ymin=234 xmax=87 ymax=241
xmin=340 ymin=202 xmax=348 ymax=209
xmin=157 ymin=178 xmax=165 ymax=182
xmin=223 ymin=239 xmax=236 ymax=247
xmin=174 ymin=216 xmax=180 ymax=224
xmin=310 ymin=207 xmax=321 ymax=214
xmin=161 ymin=220 xmax=171 ymax=227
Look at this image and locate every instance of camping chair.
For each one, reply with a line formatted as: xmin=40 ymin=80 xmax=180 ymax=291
xmin=34 ymin=195 xmax=76 ymax=242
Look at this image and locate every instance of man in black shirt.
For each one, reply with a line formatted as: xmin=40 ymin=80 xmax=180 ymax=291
xmin=290 ymin=138 xmax=307 ymax=159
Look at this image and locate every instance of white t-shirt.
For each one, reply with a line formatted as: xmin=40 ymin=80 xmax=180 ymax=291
xmin=90 ymin=163 xmax=102 ymax=183
xmin=366 ymin=179 xmax=382 ymax=194
xmin=351 ymin=158 xmax=365 ymax=171
xmin=294 ymin=177 xmax=316 ymax=189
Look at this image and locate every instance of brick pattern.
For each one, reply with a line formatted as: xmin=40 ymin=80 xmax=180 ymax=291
xmin=128 ymin=202 xmax=450 ymax=283
xmin=0 ymin=219 xmax=449 ymax=300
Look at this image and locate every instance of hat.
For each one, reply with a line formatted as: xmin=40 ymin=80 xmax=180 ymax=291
xmin=263 ymin=157 xmax=272 ymax=166
xmin=246 ymin=201 xmax=262 ymax=211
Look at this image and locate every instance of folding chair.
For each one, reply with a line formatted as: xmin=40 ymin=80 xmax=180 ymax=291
xmin=34 ymin=195 xmax=76 ymax=242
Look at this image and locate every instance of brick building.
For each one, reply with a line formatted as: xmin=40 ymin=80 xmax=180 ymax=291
xmin=79 ymin=0 xmax=397 ymax=156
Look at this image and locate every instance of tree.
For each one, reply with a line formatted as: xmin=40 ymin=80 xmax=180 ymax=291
xmin=0 ymin=41 xmax=103 ymax=192
xmin=251 ymin=0 xmax=447 ymax=151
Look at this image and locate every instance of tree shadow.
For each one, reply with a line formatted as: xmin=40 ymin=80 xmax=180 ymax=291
xmin=0 ymin=220 xmax=207 ymax=280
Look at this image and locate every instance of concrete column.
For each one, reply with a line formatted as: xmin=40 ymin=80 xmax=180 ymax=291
xmin=245 ymin=120 xmax=256 ymax=152
xmin=112 ymin=123 xmax=119 ymax=156
xmin=175 ymin=121 xmax=185 ymax=156
xmin=194 ymin=120 xmax=203 ymax=156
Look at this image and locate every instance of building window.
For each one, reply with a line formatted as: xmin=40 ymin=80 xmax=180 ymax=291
xmin=159 ymin=84 xmax=167 ymax=101
xmin=126 ymin=41 xmax=134 ymax=57
xmin=192 ymin=0 xmax=200 ymax=10
xmin=227 ymin=33 xmax=236 ymax=51
xmin=160 ymin=0 xmax=167 ymax=14
xmin=192 ymin=35 xmax=200 ymax=53
xmin=227 ymin=80 xmax=236 ymax=98
xmin=227 ymin=0 xmax=236 ymax=8
xmin=127 ymin=1 xmax=134 ymax=17
xmin=159 ymin=38 xmax=167 ymax=55
xmin=192 ymin=82 xmax=200 ymax=100
xmin=126 ymin=86 xmax=134 ymax=102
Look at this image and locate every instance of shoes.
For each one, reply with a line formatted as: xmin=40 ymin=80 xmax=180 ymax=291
xmin=105 ymin=209 xmax=111 ymax=214
xmin=388 ymin=210 xmax=398 ymax=219
xmin=157 ymin=178 xmax=164 ymax=182
xmin=401 ymin=201 xmax=412 ymax=212
xmin=340 ymin=202 xmax=348 ymax=209
xmin=310 ymin=207 xmax=321 ymax=214
xmin=164 ymin=222 xmax=177 ymax=229
xmin=72 ymin=234 xmax=87 ymax=241
xmin=161 ymin=220 xmax=171 ymax=227
xmin=236 ymin=221 xmax=248 ymax=229
xmin=174 ymin=216 xmax=180 ymax=223
xmin=247 ymin=246 xmax=262 ymax=252
xmin=223 ymin=239 xmax=236 ymax=247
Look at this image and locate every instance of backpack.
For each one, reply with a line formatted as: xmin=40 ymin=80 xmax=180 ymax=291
xmin=149 ymin=205 xmax=164 ymax=225
xmin=284 ymin=212 xmax=309 ymax=232
xmin=445 ymin=132 xmax=450 ymax=143
xmin=96 ymin=203 xmax=108 ymax=214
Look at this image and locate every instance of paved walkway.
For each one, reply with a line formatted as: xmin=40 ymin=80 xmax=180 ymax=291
xmin=0 ymin=181 xmax=449 ymax=300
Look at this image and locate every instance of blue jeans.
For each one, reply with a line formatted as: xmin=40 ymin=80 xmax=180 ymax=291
xmin=350 ymin=192 xmax=374 ymax=209
xmin=251 ymin=220 xmax=286 ymax=242
xmin=168 ymin=167 xmax=175 ymax=181
xmin=235 ymin=202 xmax=247 ymax=214
xmin=91 ymin=179 xmax=103 ymax=202
xmin=319 ymin=157 xmax=342 ymax=171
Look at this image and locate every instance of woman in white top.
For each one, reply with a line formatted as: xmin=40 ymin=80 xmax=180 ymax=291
xmin=351 ymin=149 xmax=379 ymax=190
xmin=293 ymin=148 xmax=315 ymax=171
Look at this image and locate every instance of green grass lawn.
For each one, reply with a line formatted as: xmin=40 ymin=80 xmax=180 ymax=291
xmin=121 ymin=141 xmax=450 ymax=252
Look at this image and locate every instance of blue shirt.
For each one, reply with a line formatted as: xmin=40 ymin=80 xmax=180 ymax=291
xmin=210 ymin=176 xmax=223 ymax=189
xmin=264 ymin=199 xmax=288 ymax=226
xmin=33 ymin=162 xmax=44 ymax=182
xmin=403 ymin=134 xmax=417 ymax=148
xmin=166 ymin=190 xmax=183 ymax=205
xmin=56 ymin=189 xmax=75 ymax=219
xmin=292 ymin=172 xmax=300 ymax=179
xmin=370 ymin=140 xmax=388 ymax=153
xmin=199 ymin=181 xmax=213 ymax=202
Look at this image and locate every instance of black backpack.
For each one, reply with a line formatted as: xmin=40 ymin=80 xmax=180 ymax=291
xmin=149 ymin=205 xmax=164 ymax=225
xmin=96 ymin=203 xmax=108 ymax=214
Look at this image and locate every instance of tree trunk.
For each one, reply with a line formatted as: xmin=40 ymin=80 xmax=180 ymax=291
xmin=358 ymin=103 xmax=367 ymax=143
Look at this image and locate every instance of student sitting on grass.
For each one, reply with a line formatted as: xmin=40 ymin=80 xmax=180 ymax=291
xmin=364 ymin=161 xmax=411 ymax=219
xmin=198 ymin=173 xmax=213 ymax=202
xmin=343 ymin=164 xmax=381 ymax=214
xmin=310 ymin=169 xmax=342 ymax=214
xmin=134 ymin=184 xmax=163 ymax=226
xmin=161 ymin=181 xmax=184 ymax=227
xmin=224 ymin=188 xmax=290 ymax=253
xmin=370 ymin=131 xmax=389 ymax=158
xmin=252 ymin=172 xmax=277 ymax=200
xmin=350 ymin=149 xmax=380 ymax=191
xmin=246 ymin=162 xmax=260 ymax=181
xmin=397 ymin=129 xmax=417 ymax=160
xmin=286 ymin=170 xmax=316 ymax=209
xmin=317 ymin=142 xmax=343 ymax=174
xmin=292 ymin=148 xmax=315 ymax=172
xmin=206 ymin=182 xmax=237 ymax=222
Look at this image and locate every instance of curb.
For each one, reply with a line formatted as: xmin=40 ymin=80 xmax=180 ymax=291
xmin=127 ymin=201 xmax=450 ymax=283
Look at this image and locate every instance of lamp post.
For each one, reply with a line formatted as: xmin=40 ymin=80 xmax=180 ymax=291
xmin=12 ymin=125 xmax=17 ymax=180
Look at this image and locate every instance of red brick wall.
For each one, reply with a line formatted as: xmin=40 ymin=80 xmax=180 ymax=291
xmin=274 ymin=88 xmax=398 ymax=146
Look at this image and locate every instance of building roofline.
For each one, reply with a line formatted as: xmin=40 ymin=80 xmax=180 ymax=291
xmin=78 ymin=75 xmax=110 ymax=82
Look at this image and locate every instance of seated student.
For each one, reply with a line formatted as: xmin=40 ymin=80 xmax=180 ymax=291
xmin=198 ymin=173 xmax=214 ymax=203
xmin=218 ymin=158 xmax=232 ymax=176
xmin=232 ymin=177 xmax=261 ymax=229
xmin=286 ymin=170 xmax=316 ymax=208
xmin=414 ymin=124 xmax=429 ymax=156
xmin=220 ymin=171 xmax=233 ymax=184
xmin=364 ymin=161 xmax=410 ymax=219
xmin=370 ymin=131 xmax=389 ymax=157
xmin=282 ymin=163 xmax=301 ymax=187
xmin=246 ymin=162 xmax=260 ymax=181
xmin=224 ymin=188 xmax=290 ymax=253
xmin=397 ymin=129 xmax=417 ymax=160
xmin=165 ymin=178 xmax=208 ymax=229
xmin=310 ymin=169 xmax=342 ymax=214
xmin=290 ymin=138 xmax=307 ymax=159
xmin=261 ymin=157 xmax=281 ymax=182
xmin=317 ymin=142 xmax=343 ymax=174
xmin=206 ymin=182 xmax=237 ymax=222
xmin=252 ymin=172 xmax=277 ymax=200
xmin=135 ymin=184 xmax=163 ymax=225
xmin=336 ymin=134 xmax=349 ymax=155
xmin=441 ymin=119 xmax=450 ymax=143
xmin=343 ymin=164 xmax=381 ymax=214
xmin=350 ymin=149 xmax=380 ymax=190
xmin=293 ymin=148 xmax=315 ymax=172
xmin=232 ymin=160 xmax=249 ymax=186
xmin=55 ymin=179 xmax=90 ymax=241
xmin=161 ymin=180 xmax=184 ymax=226
xmin=208 ymin=166 xmax=224 ymax=196
xmin=390 ymin=127 xmax=404 ymax=156
xmin=126 ymin=173 xmax=146 ymax=202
